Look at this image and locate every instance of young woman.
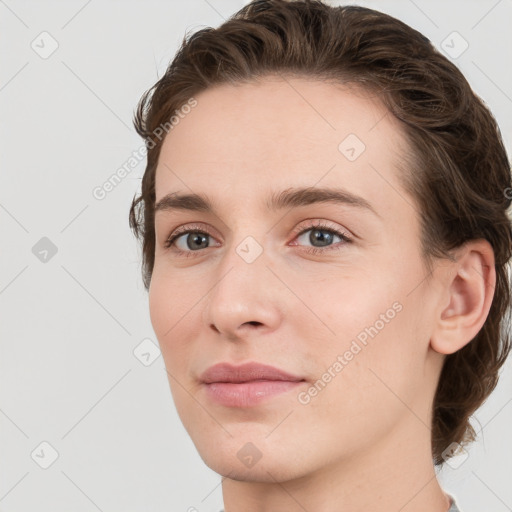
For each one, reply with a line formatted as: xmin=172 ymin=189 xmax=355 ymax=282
xmin=129 ymin=1 xmax=512 ymax=510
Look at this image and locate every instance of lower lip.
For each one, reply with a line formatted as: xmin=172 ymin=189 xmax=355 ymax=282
xmin=203 ymin=380 xmax=304 ymax=407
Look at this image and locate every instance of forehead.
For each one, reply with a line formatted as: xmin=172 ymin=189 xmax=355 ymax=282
xmin=155 ymin=77 xmax=410 ymax=212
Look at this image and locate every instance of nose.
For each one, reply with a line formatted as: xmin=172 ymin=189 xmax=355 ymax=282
xmin=202 ymin=239 xmax=283 ymax=341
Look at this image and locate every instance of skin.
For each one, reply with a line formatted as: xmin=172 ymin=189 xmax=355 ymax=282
xmin=149 ymin=76 xmax=495 ymax=512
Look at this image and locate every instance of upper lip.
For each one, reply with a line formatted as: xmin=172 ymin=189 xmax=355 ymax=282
xmin=200 ymin=362 xmax=305 ymax=384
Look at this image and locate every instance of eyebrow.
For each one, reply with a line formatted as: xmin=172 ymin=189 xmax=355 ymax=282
xmin=154 ymin=186 xmax=380 ymax=218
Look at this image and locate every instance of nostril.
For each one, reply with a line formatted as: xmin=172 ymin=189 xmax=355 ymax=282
xmin=246 ymin=321 xmax=262 ymax=327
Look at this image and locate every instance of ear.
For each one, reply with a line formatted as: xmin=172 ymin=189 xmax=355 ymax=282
xmin=430 ymin=239 xmax=496 ymax=355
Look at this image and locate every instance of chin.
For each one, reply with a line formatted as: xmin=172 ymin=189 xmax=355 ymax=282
xmin=202 ymin=455 xmax=304 ymax=483
xmin=192 ymin=436 xmax=309 ymax=484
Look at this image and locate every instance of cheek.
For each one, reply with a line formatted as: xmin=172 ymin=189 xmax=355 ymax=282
xmin=298 ymin=301 xmax=426 ymax=450
xmin=148 ymin=271 xmax=201 ymax=366
xmin=305 ymin=258 xmax=429 ymax=404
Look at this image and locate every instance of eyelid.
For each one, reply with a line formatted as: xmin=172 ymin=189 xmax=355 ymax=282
xmin=164 ymin=219 xmax=352 ymax=247
xmin=163 ymin=222 xmax=219 ymax=248
xmin=289 ymin=218 xmax=353 ymax=240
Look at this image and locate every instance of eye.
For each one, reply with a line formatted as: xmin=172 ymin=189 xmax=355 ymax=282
xmin=163 ymin=220 xmax=353 ymax=258
xmin=290 ymin=220 xmax=353 ymax=255
xmin=163 ymin=223 xmax=217 ymax=257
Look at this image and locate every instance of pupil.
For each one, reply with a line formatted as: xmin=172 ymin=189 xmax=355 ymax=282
xmin=188 ymin=232 xmax=208 ymax=250
xmin=311 ymin=229 xmax=332 ymax=247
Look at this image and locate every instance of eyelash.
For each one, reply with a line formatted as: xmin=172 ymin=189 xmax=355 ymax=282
xmin=163 ymin=220 xmax=353 ymax=258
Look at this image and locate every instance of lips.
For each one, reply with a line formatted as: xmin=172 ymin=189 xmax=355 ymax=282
xmin=199 ymin=361 xmax=305 ymax=408
xmin=199 ymin=361 xmax=305 ymax=384
xmin=199 ymin=362 xmax=306 ymax=407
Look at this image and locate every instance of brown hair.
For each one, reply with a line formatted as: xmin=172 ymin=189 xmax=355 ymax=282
xmin=129 ymin=0 xmax=512 ymax=465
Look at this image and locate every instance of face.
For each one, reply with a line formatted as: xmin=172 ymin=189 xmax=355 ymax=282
xmin=149 ymin=77 xmax=445 ymax=483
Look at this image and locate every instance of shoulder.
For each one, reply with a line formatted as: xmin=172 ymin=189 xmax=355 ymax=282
xmin=447 ymin=494 xmax=462 ymax=512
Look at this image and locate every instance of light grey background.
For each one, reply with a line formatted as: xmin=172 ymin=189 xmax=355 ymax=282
xmin=1 ymin=0 xmax=511 ymax=511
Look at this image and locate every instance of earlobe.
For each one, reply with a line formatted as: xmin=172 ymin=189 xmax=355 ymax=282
xmin=430 ymin=240 xmax=496 ymax=355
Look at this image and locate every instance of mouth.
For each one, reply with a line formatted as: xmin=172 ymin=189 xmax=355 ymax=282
xmin=199 ymin=361 xmax=306 ymax=407
xmin=202 ymin=380 xmax=306 ymax=407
